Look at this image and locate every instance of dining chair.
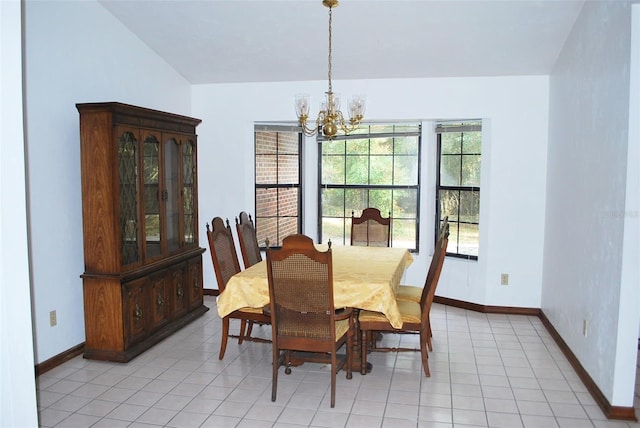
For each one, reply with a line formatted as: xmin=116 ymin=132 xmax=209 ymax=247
xmin=350 ymin=207 xmax=391 ymax=247
xmin=359 ymin=220 xmax=449 ymax=376
xmin=235 ymin=211 xmax=262 ymax=269
xmin=266 ymin=234 xmax=354 ymax=408
xmin=396 ymin=216 xmax=449 ymax=305
xmin=206 ymin=217 xmax=270 ymax=360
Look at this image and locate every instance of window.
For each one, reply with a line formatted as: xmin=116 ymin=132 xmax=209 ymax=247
xmin=254 ymin=126 xmax=302 ymax=247
xmin=319 ymin=123 xmax=421 ymax=250
xmin=436 ymin=121 xmax=481 ymax=259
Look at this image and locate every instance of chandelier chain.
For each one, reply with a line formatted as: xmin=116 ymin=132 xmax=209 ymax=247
xmin=327 ymin=6 xmax=333 ymax=93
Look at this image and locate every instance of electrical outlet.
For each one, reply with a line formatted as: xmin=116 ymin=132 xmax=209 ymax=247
xmin=583 ymin=319 xmax=588 ymax=337
xmin=500 ymin=273 xmax=509 ymax=285
xmin=49 ymin=310 xmax=57 ymax=327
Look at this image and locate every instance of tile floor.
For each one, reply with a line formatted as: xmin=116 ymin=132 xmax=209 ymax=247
xmin=37 ymin=296 xmax=640 ymax=427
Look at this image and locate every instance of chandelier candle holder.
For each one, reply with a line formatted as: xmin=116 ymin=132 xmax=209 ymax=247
xmin=295 ymin=0 xmax=366 ymax=139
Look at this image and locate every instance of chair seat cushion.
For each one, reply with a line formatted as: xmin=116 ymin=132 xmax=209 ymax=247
xmin=359 ymin=300 xmax=421 ymax=325
xmin=335 ymin=318 xmax=351 ymax=340
xmin=237 ymin=306 xmax=266 ymax=315
xmin=396 ymin=285 xmax=421 ymax=303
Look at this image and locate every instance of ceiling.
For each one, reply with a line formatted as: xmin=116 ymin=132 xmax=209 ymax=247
xmin=99 ymin=0 xmax=586 ymax=85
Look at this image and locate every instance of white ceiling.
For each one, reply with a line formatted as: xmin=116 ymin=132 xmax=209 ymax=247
xmin=99 ymin=0 xmax=586 ymax=85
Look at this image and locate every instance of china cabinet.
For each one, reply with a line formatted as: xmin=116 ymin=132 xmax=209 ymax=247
xmin=77 ymin=102 xmax=207 ymax=362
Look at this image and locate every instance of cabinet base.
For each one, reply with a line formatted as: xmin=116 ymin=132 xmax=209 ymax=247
xmin=83 ymin=304 xmax=209 ymax=363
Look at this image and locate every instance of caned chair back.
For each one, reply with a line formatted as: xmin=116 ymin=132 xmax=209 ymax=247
xmin=235 ymin=211 xmax=262 ymax=268
xmin=206 ymin=217 xmax=241 ymax=293
xmin=350 ymin=208 xmax=391 ymax=247
xmin=266 ymin=234 xmax=336 ymax=344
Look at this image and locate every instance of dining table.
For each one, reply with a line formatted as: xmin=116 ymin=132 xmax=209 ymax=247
xmin=217 ymin=244 xmax=414 ymax=372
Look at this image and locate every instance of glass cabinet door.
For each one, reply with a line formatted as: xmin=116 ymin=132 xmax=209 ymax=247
xmin=143 ymin=134 xmax=162 ymax=259
xmin=118 ymin=129 xmax=140 ymax=266
xmin=183 ymin=139 xmax=197 ymax=245
xmin=164 ymin=136 xmax=181 ymax=253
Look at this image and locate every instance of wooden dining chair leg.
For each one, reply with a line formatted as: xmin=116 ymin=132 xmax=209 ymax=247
xmin=245 ymin=320 xmax=254 ymax=340
xmin=427 ymin=321 xmax=433 ymax=352
xmin=361 ymin=330 xmax=369 ymax=375
xmin=237 ymin=319 xmax=247 ymax=344
xmin=219 ymin=317 xmax=230 ymax=360
xmin=420 ymin=329 xmax=430 ymax=377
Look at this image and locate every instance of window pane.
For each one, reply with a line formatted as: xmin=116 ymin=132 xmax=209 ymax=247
xmin=255 ymin=132 xmax=277 ymax=154
xmin=278 ymin=188 xmax=299 ymax=216
xmin=392 ymin=188 xmax=418 ymax=217
xmin=459 ymin=190 xmax=479 ymax=223
xmin=440 ymin=155 xmax=461 ymax=186
xmin=256 ymin=188 xmax=277 ymax=216
xmin=322 ymin=140 xmax=345 ymax=155
xmin=370 ymin=155 xmax=393 ymax=184
xmin=345 ymin=188 xmax=367 ymax=214
xmin=278 ymin=134 xmax=299 ymax=155
xmin=441 ymin=133 xmax=461 ymax=154
xmin=394 ymin=154 xmax=418 ymax=185
xmin=459 ymin=223 xmax=479 ymax=256
xmin=440 ymin=189 xmax=459 ymax=222
xmin=368 ymin=189 xmax=392 ymax=215
xmin=321 ymin=188 xmax=346 ymax=217
xmin=277 ymin=154 xmax=299 ymax=184
xmin=461 ymin=154 xmax=481 ymax=187
xmin=256 ymin=154 xmax=276 ymax=184
xmin=391 ymin=218 xmax=416 ymax=249
xmin=463 ymin=131 xmax=482 ymax=154
xmin=322 ymin=217 xmax=346 ymax=245
xmin=257 ymin=217 xmax=276 ymax=248
xmin=322 ymin=154 xmax=345 ymax=184
xmin=370 ymin=138 xmax=393 ymax=155
xmin=278 ymin=216 xmax=298 ymax=245
xmin=346 ymin=155 xmax=369 ymax=185
xmin=394 ymin=136 xmax=419 ymax=155
xmin=346 ymin=139 xmax=368 ymax=154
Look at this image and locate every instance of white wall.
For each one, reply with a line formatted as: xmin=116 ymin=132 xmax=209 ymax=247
xmin=1 ymin=1 xmax=39 ymax=425
xmin=543 ymin=1 xmax=639 ymax=407
xmin=192 ymin=75 xmax=549 ymax=310
xmin=24 ymin=0 xmax=192 ymax=363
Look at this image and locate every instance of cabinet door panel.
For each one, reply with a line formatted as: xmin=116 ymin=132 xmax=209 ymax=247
xmin=164 ymin=135 xmax=181 ymax=253
xmin=170 ymin=262 xmax=188 ymax=319
xmin=187 ymin=257 xmax=203 ymax=310
xmin=183 ymin=139 xmax=198 ymax=246
xmin=123 ymin=278 xmax=148 ymax=347
xmin=116 ymin=127 xmax=141 ymax=268
xmin=150 ymin=270 xmax=170 ymax=330
xmin=142 ymin=132 xmax=163 ymax=260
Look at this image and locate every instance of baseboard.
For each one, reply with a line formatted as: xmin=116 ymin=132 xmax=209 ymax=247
xmin=539 ymin=311 xmax=637 ymax=421
xmin=435 ymin=295 xmax=637 ymax=422
xmin=433 ymin=295 xmax=541 ymax=316
xmin=35 ymin=342 xmax=84 ymax=376
xmin=203 ymin=288 xmax=219 ymax=296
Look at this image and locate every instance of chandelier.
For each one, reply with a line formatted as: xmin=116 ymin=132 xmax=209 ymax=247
xmin=295 ymin=0 xmax=366 ymax=139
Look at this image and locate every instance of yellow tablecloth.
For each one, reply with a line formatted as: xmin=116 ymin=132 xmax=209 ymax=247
xmin=217 ymin=245 xmax=413 ymax=328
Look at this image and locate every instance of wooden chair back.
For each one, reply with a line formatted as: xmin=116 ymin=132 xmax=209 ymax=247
xmin=206 ymin=217 xmax=241 ymax=293
xmin=266 ymin=234 xmax=337 ymax=347
xmin=235 ymin=211 xmax=262 ymax=268
xmin=420 ymin=217 xmax=449 ymax=319
xmin=350 ymin=208 xmax=391 ymax=247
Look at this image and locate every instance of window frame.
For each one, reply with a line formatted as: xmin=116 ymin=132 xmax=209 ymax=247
xmin=317 ymin=123 xmax=422 ymax=251
xmin=435 ymin=121 xmax=481 ymax=260
xmin=254 ymin=125 xmax=303 ymax=249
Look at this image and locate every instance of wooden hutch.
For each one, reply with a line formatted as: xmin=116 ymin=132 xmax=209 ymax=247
xmin=77 ymin=102 xmax=208 ymax=362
